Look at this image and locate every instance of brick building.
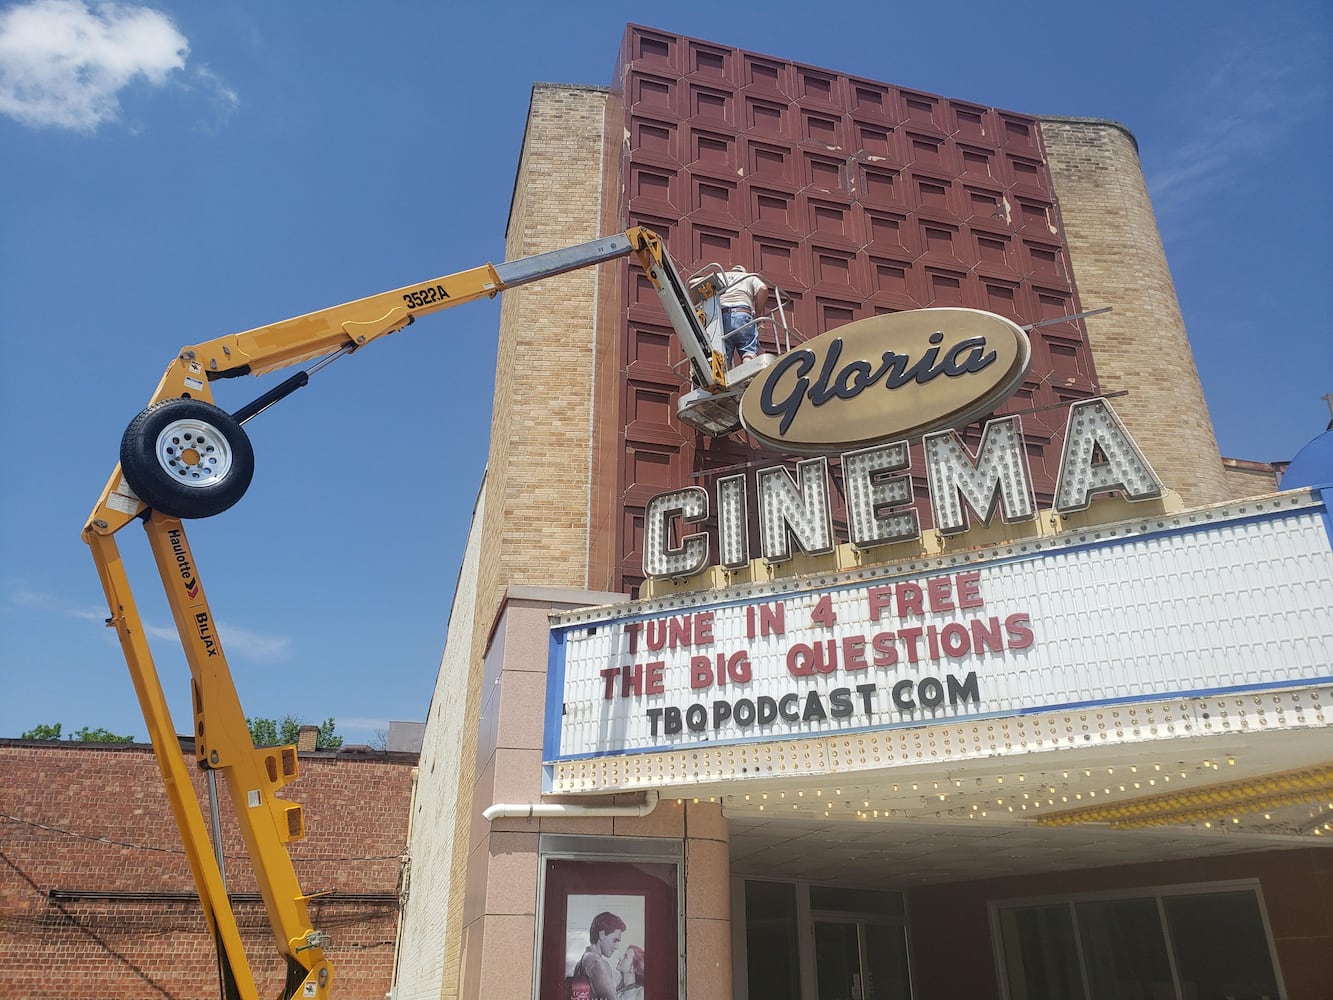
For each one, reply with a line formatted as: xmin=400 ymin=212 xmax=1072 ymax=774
xmin=388 ymin=24 xmax=1330 ymax=1000
xmin=0 ymin=739 xmax=415 ymax=1000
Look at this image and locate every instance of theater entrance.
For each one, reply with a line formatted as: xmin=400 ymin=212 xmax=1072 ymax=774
xmin=733 ymin=879 xmax=913 ymax=1000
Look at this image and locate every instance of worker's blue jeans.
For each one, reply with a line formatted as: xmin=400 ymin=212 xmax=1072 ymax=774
xmin=722 ymin=308 xmax=759 ymax=361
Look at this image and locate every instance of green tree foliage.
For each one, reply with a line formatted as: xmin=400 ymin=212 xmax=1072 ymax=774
xmin=246 ymin=715 xmax=343 ymax=749
xmin=72 ymin=726 xmax=135 ymax=744
xmin=19 ymin=722 xmax=134 ymax=743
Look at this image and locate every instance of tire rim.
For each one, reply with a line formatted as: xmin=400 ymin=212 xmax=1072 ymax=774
xmin=154 ymin=418 xmax=234 ymax=488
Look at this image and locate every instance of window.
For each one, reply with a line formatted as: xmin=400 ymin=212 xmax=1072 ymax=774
xmin=993 ymin=884 xmax=1282 ymax=1000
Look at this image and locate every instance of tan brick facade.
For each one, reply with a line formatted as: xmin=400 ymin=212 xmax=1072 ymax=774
xmin=1040 ymin=117 xmax=1231 ymax=507
xmin=438 ymin=84 xmax=613 ymax=1000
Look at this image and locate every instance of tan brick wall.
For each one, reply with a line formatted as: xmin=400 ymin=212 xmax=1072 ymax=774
xmin=392 ymin=482 xmax=486 ymax=1000
xmin=1221 ymin=458 xmax=1281 ymax=499
xmin=0 ymin=741 xmax=414 ymax=1000
xmin=1041 ymin=117 xmax=1230 ymax=507
xmin=435 ymin=84 xmax=610 ymax=1000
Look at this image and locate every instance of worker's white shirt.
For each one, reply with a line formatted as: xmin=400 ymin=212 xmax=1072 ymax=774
xmin=718 ymin=272 xmax=766 ymax=311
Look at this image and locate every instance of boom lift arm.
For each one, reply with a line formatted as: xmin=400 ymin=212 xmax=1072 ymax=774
xmin=81 ymin=228 xmax=716 ymax=1000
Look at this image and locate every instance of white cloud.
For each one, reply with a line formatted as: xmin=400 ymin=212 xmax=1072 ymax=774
xmin=6 ymin=584 xmax=289 ymax=663
xmin=142 ymin=618 xmax=291 ymax=662
xmin=6 ymin=586 xmax=107 ymax=622
xmin=0 ymin=0 xmax=188 ymax=131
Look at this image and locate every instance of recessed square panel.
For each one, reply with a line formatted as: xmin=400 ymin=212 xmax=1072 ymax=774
xmin=909 ymin=132 xmax=945 ymax=169
xmin=902 ymin=91 xmax=943 ymax=132
xmin=815 ymin=296 xmax=860 ymax=333
xmin=690 ymin=43 xmax=729 ymax=80
xmin=630 ymin=325 xmax=677 ymax=370
xmin=859 ymin=164 xmax=901 ymax=205
xmin=745 ymin=57 xmax=786 ymax=94
xmin=926 ymin=268 xmax=967 ymax=306
xmin=983 ymin=280 xmax=1020 ymax=319
xmin=628 ymin=381 xmax=676 ymax=427
xmin=916 ymin=177 xmax=952 ymax=214
xmin=975 ymin=232 xmax=1012 ymax=269
xmin=803 ymin=112 xmax=841 ymax=147
xmin=799 ymin=68 xmax=837 ymax=105
xmin=747 ymin=97 xmax=788 ymax=136
xmin=632 ymin=73 xmax=675 ymax=114
xmin=634 ymin=30 xmax=673 ymax=66
xmin=865 ymin=211 xmax=910 ymax=254
xmin=855 ymin=123 xmax=893 ymax=159
xmin=951 ymin=103 xmax=990 ymax=142
xmin=1000 ymin=114 xmax=1039 ymax=150
xmin=960 ymin=145 xmax=997 ymax=181
xmin=812 ymin=249 xmax=856 ymax=290
xmin=1024 ymin=241 xmax=1067 ymax=281
xmin=631 ymin=165 xmax=676 ymax=209
xmin=870 ymin=257 xmax=913 ymax=300
xmin=1016 ymin=198 xmax=1057 ymax=236
xmin=965 ymin=185 xmax=1006 ymax=223
xmin=693 ymin=225 xmax=736 ymax=262
xmin=631 ymin=118 xmax=676 ymax=162
xmin=1034 ymin=288 xmax=1076 ymax=324
xmin=690 ymin=84 xmax=732 ymax=124
xmin=751 ymin=188 xmax=793 ymax=230
xmin=690 ymin=128 xmax=733 ymax=169
xmin=805 ymin=153 xmax=844 ymax=193
xmin=1006 ymin=154 xmax=1048 ymax=193
xmin=692 ymin=177 xmax=736 ymax=221
xmin=747 ymin=141 xmax=795 ymax=185
xmin=754 ymin=237 xmax=801 ymax=286
xmin=627 ymin=444 xmax=681 ymax=492
xmin=921 ymin=221 xmax=961 ymax=261
xmin=851 ymin=80 xmax=891 ymax=120
xmin=811 ymin=201 xmax=849 ymax=237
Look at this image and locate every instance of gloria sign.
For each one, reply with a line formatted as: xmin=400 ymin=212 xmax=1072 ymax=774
xmin=548 ymin=491 xmax=1333 ymax=762
xmin=738 ymin=308 xmax=1031 ymax=454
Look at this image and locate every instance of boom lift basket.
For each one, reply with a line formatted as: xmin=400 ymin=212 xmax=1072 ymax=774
xmin=676 ymin=263 xmax=800 ymax=436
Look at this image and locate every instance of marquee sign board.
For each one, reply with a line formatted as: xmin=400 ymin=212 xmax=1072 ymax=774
xmin=738 ymin=308 xmax=1032 ymax=455
xmin=546 ymin=491 xmax=1333 ymax=764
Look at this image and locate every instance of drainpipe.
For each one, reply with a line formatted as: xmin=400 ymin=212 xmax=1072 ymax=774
xmin=482 ymin=790 xmax=659 ymax=822
xmin=387 ymin=765 xmax=419 ymax=1000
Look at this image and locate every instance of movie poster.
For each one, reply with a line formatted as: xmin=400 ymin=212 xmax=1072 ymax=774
xmin=538 ymin=857 xmax=678 ymax=1000
xmin=563 ymin=893 xmax=645 ymax=999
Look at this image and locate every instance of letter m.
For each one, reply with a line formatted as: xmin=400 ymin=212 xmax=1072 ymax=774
xmin=923 ymin=416 xmax=1035 ymax=535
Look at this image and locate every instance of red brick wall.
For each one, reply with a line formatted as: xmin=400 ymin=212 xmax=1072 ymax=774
xmin=0 ymin=740 xmax=415 ymax=1000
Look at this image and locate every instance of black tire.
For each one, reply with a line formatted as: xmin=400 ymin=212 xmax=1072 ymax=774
xmin=120 ymin=398 xmax=255 ymax=519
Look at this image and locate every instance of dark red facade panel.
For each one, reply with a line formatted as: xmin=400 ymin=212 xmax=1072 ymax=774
xmin=611 ymin=25 xmax=1102 ymax=594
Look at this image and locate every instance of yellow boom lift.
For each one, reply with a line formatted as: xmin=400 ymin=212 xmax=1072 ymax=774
xmin=82 ymin=229 xmax=724 ymax=1000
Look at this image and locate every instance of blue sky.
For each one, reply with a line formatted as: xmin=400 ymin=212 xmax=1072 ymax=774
xmin=1 ymin=1 xmax=1329 ymax=745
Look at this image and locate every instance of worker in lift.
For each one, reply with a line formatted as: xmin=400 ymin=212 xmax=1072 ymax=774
xmin=717 ymin=264 xmax=768 ymax=365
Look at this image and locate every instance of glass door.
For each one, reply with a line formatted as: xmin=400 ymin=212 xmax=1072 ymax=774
xmin=814 ymin=918 xmax=912 ymax=1000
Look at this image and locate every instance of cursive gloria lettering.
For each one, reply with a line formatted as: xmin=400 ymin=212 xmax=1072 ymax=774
xmin=760 ymin=333 xmax=998 ymax=435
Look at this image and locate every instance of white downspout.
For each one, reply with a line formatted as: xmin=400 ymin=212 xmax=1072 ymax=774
xmin=482 ymin=790 xmax=659 ymax=822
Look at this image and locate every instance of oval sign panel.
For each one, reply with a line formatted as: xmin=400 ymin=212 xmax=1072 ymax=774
xmin=739 ymin=308 xmax=1031 ymax=454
